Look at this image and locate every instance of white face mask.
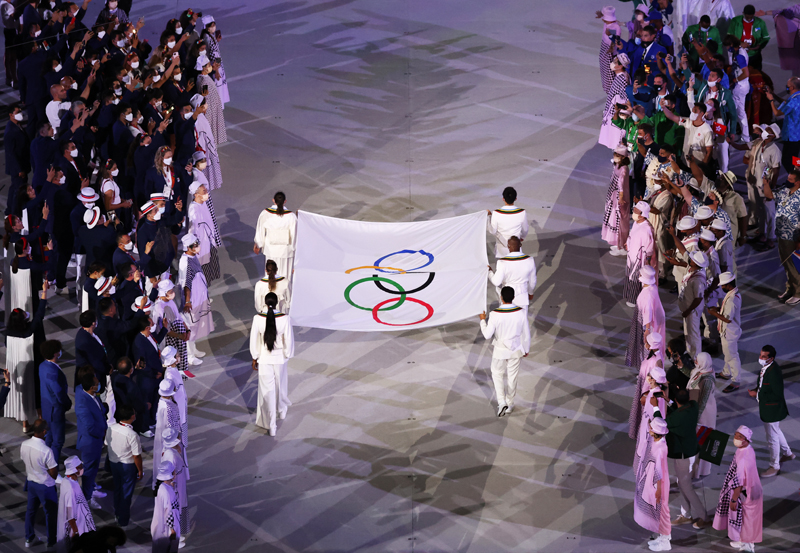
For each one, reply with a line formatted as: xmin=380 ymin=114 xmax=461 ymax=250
xmin=149 ymin=322 xmax=157 ymax=333
xmin=112 ymin=98 xmax=120 ymax=105
xmin=114 ymin=87 xmax=122 ymax=95
xmin=758 ymin=358 xmax=770 ymax=367
xmin=152 ymin=210 xmax=162 ymax=221
xmin=632 ymin=213 xmax=641 ymax=222
xmin=761 ymin=130 xmax=771 ymax=140
xmin=111 ymin=169 xmax=119 ymax=176
xmin=98 ymin=31 xmax=106 ymax=39
xmin=609 ymin=61 xmax=617 ymax=70
xmin=34 ymin=30 xmax=41 ymax=37
xmin=138 ymin=116 xmax=144 ymax=124
xmin=131 ymin=61 xmax=139 ymax=69
xmin=167 ymin=40 xmax=176 ymax=49
xmin=116 ymin=40 xmax=125 ymax=48
xmin=733 ymin=438 xmax=745 ymax=448
xmin=54 ymin=63 xmax=62 ymax=72
xmin=70 ymin=148 xmax=79 ymax=158
xmin=689 ymin=112 xmax=699 ymax=121
xmin=155 ymin=100 xmax=162 ymax=108
xmin=122 ymin=74 xmax=131 ymax=84
xmin=707 ymin=79 xmax=718 ymax=88
xmin=14 ymin=112 xmax=23 ymax=121
xmin=125 ymin=113 xmax=133 ymax=122
xmin=183 ymin=111 xmax=192 ymax=120
xmin=59 ymin=176 xmax=66 ymax=184
xmin=152 ymin=74 xmax=161 ymax=83
xmin=90 ymin=59 xmax=98 ymax=66
xmin=163 ymin=157 xmax=173 ymax=166
xmin=173 ymin=73 xmax=181 ymax=81
xmin=175 ymin=26 xmax=182 ymax=35
xmin=124 ymin=240 xmax=133 ymax=250
xmin=158 ymin=206 xmax=166 ymax=214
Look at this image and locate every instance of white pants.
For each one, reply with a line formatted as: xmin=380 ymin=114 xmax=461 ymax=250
xmin=720 ymin=329 xmax=742 ymax=383
xmin=490 ymin=356 xmax=521 ymax=407
xmin=713 ymin=140 xmax=729 ymax=173
xmin=732 ymin=79 xmax=751 ymax=143
xmin=683 ymin=311 xmax=702 ymax=358
xmin=256 ymin=363 xmax=280 ymax=431
xmin=277 ymin=361 xmax=291 ymax=415
xmin=74 ymin=253 xmax=85 ymax=291
xmin=764 ymin=421 xmax=792 ymax=470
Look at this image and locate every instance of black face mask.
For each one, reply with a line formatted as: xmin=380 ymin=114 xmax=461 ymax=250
xmin=641 ymin=40 xmax=652 ymax=47
xmin=657 ymin=155 xmax=668 ymax=163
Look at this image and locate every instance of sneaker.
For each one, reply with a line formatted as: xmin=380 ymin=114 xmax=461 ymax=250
xmin=672 ymin=515 xmax=693 ymax=525
xmin=739 ymin=543 xmax=755 ymax=552
xmin=188 ymin=356 xmax=203 ymax=366
xmin=193 ymin=350 xmax=206 ymax=358
xmin=625 ymin=302 xmax=636 ymax=308
xmin=716 ymin=372 xmax=732 ymax=381
xmin=648 ymin=536 xmax=671 ymax=551
xmin=780 ymin=453 xmax=796 ymax=463
xmin=89 ymin=498 xmax=102 ymax=510
xmin=722 ymin=384 xmax=740 ymax=394
xmin=785 ymin=296 xmax=800 ymax=306
xmin=139 ymin=430 xmax=154 ymax=438
xmin=506 ymin=404 xmax=514 ymax=415
xmin=497 ymin=405 xmax=508 ymax=417
xmin=761 ymin=467 xmax=779 ymax=478
xmin=268 ymin=426 xmax=277 ymax=437
xmin=25 ymin=536 xmax=44 ymax=548
xmin=610 ymin=248 xmax=627 ymax=257
xmin=692 ymin=518 xmax=710 ymax=529
xmin=93 ymin=489 xmax=107 ymax=498
xmin=278 ymin=409 xmax=287 ymax=420
xmin=730 ymin=542 xmax=743 ymax=549
xmin=778 ymin=290 xmax=792 ymax=302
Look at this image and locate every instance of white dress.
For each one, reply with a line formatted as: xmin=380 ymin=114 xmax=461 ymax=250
xmin=56 ymin=477 xmax=95 ymax=553
xmin=253 ymin=206 xmax=298 ymax=285
xmin=165 ymin=366 xmax=189 ymax=452
xmin=152 ymin=397 xmax=181 ymax=489
xmin=4 ymin=334 xmax=37 ymax=423
xmin=187 ymin=195 xmax=221 ymax=282
xmin=151 ymin=481 xmax=180 ymax=551
xmin=254 ymin=275 xmax=290 ymax=313
xmin=10 ymin=265 xmax=32 ymax=314
xmin=250 ymin=312 xmax=294 ymax=431
xmin=178 ymin=254 xmax=214 ymax=340
xmin=161 ymin=447 xmax=189 ymax=535
xmin=194 ymin=116 xmax=223 ymax=191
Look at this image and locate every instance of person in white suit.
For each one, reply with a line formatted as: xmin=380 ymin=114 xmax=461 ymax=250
xmin=479 ymin=287 xmax=531 ymax=417
xmin=253 ymin=192 xmax=298 ymax=287
xmin=254 ymin=259 xmax=290 ymax=313
xmin=488 ymin=236 xmax=536 ymax=308
xmin=487 ymin=186 xmax=529 ymax=259
xmin=250 ymin=292 xmax=294 ymax=436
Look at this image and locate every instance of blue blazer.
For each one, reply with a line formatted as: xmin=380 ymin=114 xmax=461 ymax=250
xmin=39 ymin=361 xmax=72 ymax=421
xmin=622 ymin=40 xmax=667 ymax=83
xmin=74 ymin=387 xmax=108 ymax=453
xmin=132 ymin=330 xmax=167 ymax=382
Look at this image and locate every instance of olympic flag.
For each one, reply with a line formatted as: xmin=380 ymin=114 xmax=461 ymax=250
xmin=291 ymin=211 xmax=489 ymax=331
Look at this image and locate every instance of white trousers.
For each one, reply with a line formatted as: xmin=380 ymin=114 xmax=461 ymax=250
xmin=764 ymin=421 xmax=792 ymax=470
xmin=490 ymin=356 xmax=521 ymax=408
xmin=732 ymin=80 xmax=751 ymax=143
xmin=256 ymin=363 xmax=280 ymax=431
xmin=74 ymin=253 xmax=85 ymax=291
xmin=277 ymin=361 xmax=291 ymax=415
xmin=713 ymin=140 xmax=729 ymax=173
xmin=720 ymin=330 xmax=742 ymax=383
xmin=683 ymin=311 xmax=702 ymax=358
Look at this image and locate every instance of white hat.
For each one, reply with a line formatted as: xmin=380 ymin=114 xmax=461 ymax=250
xmin=188 ymin=180 xmax=204 ymax=195
xmin=149 ymin=192 xmax=168 ymax=202
xmin=719 ymin=271 xmax=736 ymax=286
xmin=639 ymin=266 xmax=657 ymax=285
xmin=649 ymin=366 xmax=667 ymax=384
xmin=768 ymin=123 xmax=781 ymax=139
xmin=132 ymin=296 xmax=153 ymax=312
xmin=77 ymin=187 xmax=99 ymax=203
xmin=634 ymin=200 xmax=650 ymax=218
xmin=711 ymin=218 xmax=727 ymax=231
xmin=200 ymin=14 xmax=215 ymax=27
xmin=195 ymin=57 xmax=209 ymax=71
xmin=676 ymin=216 xmax=698 ymax=231
xmin=635 ymin=4 xmax=649 ymax=15
xmin=157 ymin=279 xmax=174 ymax=294
xmin=83 ymin=206 xmax=101 ymax=229
xmin=161 ymin=345 xmax=177 ymax=365
xmin=687 ymin=177 xmax=701 ymax=191
xmin=159 ymin=379 xmax=175 ymax=397
xmin=140 ymin=201 xmax=158 ymax=216
xmin=736 ymin=425 xmax=753 ymax=442
xmin=190 ymin=93 xmax=204 ymax=109
xmin=181 ymin=233 xmax=199 ymax=249
xmin=162 ymin=427 xmax=180 ymax=448
xmin=646 ymin=331 xmax=663 ymax=349
xmin=157 ymin=459 xmax=175 ymax=481
xmin=689 ymin=250 xmax=708 ymax=268
xmin=720 ymin=171 xmax=737 ymax=187
xmin=650 ymin=417 xmax=669 ymax=435
xmin=191 ymin=151 xmax=207 ymax=164
xmin=95 ymin=276 xmax=113 ymax=294
xmin=699 ymin=228 xmax=717 ymax=242
xmin=613 ymin=144 xmax=628 ymax=157
xmin=694 ymin=206 xmax=714 ymax=221
xmin=615 ymin=53 xmax=630 ymax=68
xmin=64 ymin=455 xmax=82 ymax=475
xmin=601 ymin=6 xmax=616 ymax=22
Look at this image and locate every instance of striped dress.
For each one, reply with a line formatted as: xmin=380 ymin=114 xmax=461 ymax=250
xmin=600 ymin=33 xmax=614 ymax=95
xmin=623 ymin=220 xmax=654 ymax=304
xmin=599 ymin=71 xmax=630 ymax=149
xmin=602 ymin=164 xmax=629 ymax=248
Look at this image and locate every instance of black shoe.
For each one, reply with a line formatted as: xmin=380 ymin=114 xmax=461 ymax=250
xmin=778 ymin=290 xmax=792 ymax=303
xmin=716 ymin=372 xmax=731 ymax=381
xmin=722 ymin=384 xmax=740 ymax=393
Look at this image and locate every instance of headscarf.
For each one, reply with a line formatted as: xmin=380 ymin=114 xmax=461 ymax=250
xmin=688 ymin=351 xmax=714 ymax=389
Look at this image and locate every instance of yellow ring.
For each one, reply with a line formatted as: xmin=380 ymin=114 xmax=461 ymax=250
xmin=345 ymin=266 xmax=407 ymax=274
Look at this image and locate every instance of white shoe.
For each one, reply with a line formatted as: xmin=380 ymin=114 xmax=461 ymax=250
xmin=188 ymin=356 xmax=203 ymax=366
xmin=268 ymin=426 xmax=277 ymax=436
xmin=738 ymin=544 xmax=755 ymax=553
xmin=648 ymin=535 xmax=671 ymax=551
xmin=505 ymin=405 xmax=514 ymax=415
xmin=178 ymin=536 xmax=187 ymax=549
xmin=139 ymin=430 xmax=154 ymax=438
xmin=278 ymin=409 xmax=287 ymax=420
xmin=730 ymin=543 xmax=743 ymax=550
xmin=89 ymin=498 xmax=102 ymax=510
xmin=610 ymin=245 xmax=619 ymax=253
xmin=497 ymin=405 xmax=508 ymax=417
xmin=193 ymin=350 xmax=206 ymax=358
xmin=625 ymin=302 xmax=636 ymax=308
xmin=92 ymin=489 xmax=107 ymax=498
xmin=611 ymin=248 xmax=628 ymax=257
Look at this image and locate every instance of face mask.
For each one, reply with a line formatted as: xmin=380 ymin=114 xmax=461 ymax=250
xmin=158 ymin=206 xmax=166 ymax=214
xmin=138 ymin=116 xmax=144 ymax=124
xmin=131 ymin=61 xmax=139 ymax=69
xmin=124 ymin=240 xmax=133 ymax=250
xmin=125 ymin=113 xmax=133 ymax=122
xmin=114 ymin=87 xmax=122 ymax=95
xmin=689 ymin=112 xmax=699 ymax=121
xmin=700 ymin=26 xmax=709 ymax=32
xmin=116 ymin=40 xmax=125 ymax=48
xmin=34 ymin=30 xmax=41 ymax=37
xmin=152 ymin=210 xmax=162 ymax=221
xmin=90 ymin=59 xmax=98 ymax=66
xmin=175 ymin=26 xmax=183 ymax=35
xmin=634 ymin=37 xmax=641 ymax=45
xmin=199 ymin=49 xmax=206 ymax=56
xmin=733 ymin=438 xmax=744 ymax=448
xmin=632 ymin=213 xmax=641 ymax=222
xmin=758 ymin=358 xmax=770 ymax=367
xmin=166 ymin=291 xmax=176 ymax=301
xmin=14 ymin=112 xmax=23 ymax=121
xmin=657 ymin=155 xmax=667 ymax=163
xmin=54 ymin=63 xmax=62 ymax=72
xmin=183 ymin=111 xmax=192 ymax=120
xmin=197 ymin=162 xmax=207 ymax=171
xmin=59 ymin=176 xmax=66 ymax=184
xmin=609 ymin=61 xmax=617 ymax=70
xmin=761 ymin=130 xmax=770 ymax=140
xmin=707 ymin=79 xmax=718 ymax=88
xmin=153 ymin=74 xmax=161 ymax=83
xmin=163 ymin=157 xmax=173 ymax=166
xmin=173 ymin=73 xmax=181 ymax=81
xmin=641 ymin=40 xmax=651 ymax=47
xmin=167 ymin=40 xmax=176 ymax=49
xmin=149 ymin=322 xmax=157 ymax=333
xmin=98 ymin=31 xmax=106 ymax=39
xmin=122 ymin=74 xmax=131 ymax=84
xmin=112 ymin=98 xmax=120 ymax=105
xmin=111 ymin=169 xmax=119 ymax=176
xmin=155 ymin=100 xmax=162 ymax=108
xmin=631 ymin=113 xmax=639 ymax=122
xmin=70 ymin=148 xmax=79 ymax=158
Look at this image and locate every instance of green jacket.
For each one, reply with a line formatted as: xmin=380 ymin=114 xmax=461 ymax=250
xmin=682 ymin=24 xmax=722 ymax=56
xmin=694 ymin=81 xmax=740 ymax=136
xmin=727 ymin=16 xmax=770 ymax=56
xmin=758 ymin=361 xmax=789 ymax=423
xmin=662 ymin=400 xmax=699 ymax=459
xmin=651 ymin=110 xmax=685 ymax=151
xmin=612 ymin=114 xmax=653 ymax=148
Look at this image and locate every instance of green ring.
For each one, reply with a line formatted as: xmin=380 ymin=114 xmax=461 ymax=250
xmin=345 ymin=277 xmax=406 ymax=311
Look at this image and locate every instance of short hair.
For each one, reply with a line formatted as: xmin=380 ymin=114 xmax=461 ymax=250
xmin=633 ymin=69 xmax=648 ymax=84
xmin=78 ymin=367 xmax=97 ymax=390
xmin=98 ymin=297 xmax=115 ymax=315
xmin=642 ymin=25 xmax=657 ymax=35
xmin=675 ymin=389 xmax=690 ymax=405
xmin=652 ymin=73 xmax=666 ymax=83
xmin=638 ymin=123 xmax=654 ymax=137
xmin=667 ymin=336 xmax=686 ymax=354
xmin=40 ymin=339 xmax=63 ymax=360
xmin=60 ymin=141 xmax=75 ymax=155
xmin=117 ymin=356 xmax=134 ymax=375
xmin=693 ymin=102 xmax=707 ymax=113
xmin=723 ymin=278 xmax=736 ymax=288
xmin=79 ymin=310 xmax=97 ymax=328
xmin=32 ymin=419 xmax=48 ymax=435
xmin=507 ymin=236 xmax=521 ymax=250
xmin=700 ymin=15 xmax=711 ymax=25
xmin=762 ymin=345 xmax=777 ymax=359
xmin=790 ymin=169 xmax=800 ymax=181
xmin=708 ymin=68 xmax=724 ymax=80
xmin=660 ymin=143 xmax=674 ymax=155
xmin=663 ymin=93 xmax=676 ymax=105
xmin=115 ymin=404 xmax=135 ymax=422
xmin=118 ymin=261 xmax=136 ymax=279
xmin=137 ymin=317 xmax=151 ymax=332
xmin=500 ymin=286 xmax=515 ymax=303
xmin=87 ymin=262 xmax=106 ymax=275
xmin=790 ymin=76 xmax=800 ymax=91
xmin=743 ymin=4 xmax=755 ymax=16
xmin=502 ymin=187 xmax=517 ymax=204
xmin=116 ymin=231 xmax=130 ymax=244
xmin=723 ymin=34 xmax=740 ymax=48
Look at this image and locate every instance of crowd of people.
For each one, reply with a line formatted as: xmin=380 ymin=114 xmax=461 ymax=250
xmin=597 ymin=2 xmax=797 ymax=552
xmin=0 ymin=0 xmax=231 ymax=550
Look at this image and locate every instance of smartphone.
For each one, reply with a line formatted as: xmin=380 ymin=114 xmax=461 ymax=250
xmin=202 ymin=84 xmax=208 ymax=94
xmin=215 ymin=30 xmax=221 ymax=40
xmin=666 ymin=54 xmax=673 ymax=63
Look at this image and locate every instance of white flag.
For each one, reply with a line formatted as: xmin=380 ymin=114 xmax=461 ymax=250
xmin=291 ymin=211 xmax=488 ymax=331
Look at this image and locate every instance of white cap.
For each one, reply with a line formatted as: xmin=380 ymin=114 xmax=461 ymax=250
xmin=77 ymin=187 xmax=99 ymax=203
xmin=639 ymin=266 xmax=657 ymax=285
xmin=649 ymin=366 xmax=667 ymax=384
xmin=83 ymin=206 xmax=101 ymax=229
xmin=646 ymin=331 xmax=663 ymax=349
xmin=162 ymin=427 xmax=180 ymax=448
xmin=650 ymin=417 xmax=669 ymax=435
xmin=140 ymin=201 xmax=157 ymax=216
xmin=157 ymin=279 xmax=174 ymax=294
xmin=676 ymin=216 xmax=698 ymax=231
xmin=95 ymin=276 xmax=113 ymax=294
xmin=159 ymin=379 xmax=175 ymax=397
xmin=64 ymin=455 xmax=82 ymax=475
xmin=132 ymin=296 xmax=153 ymax=312
xmin=200 ymin=14 xmax=215 ymax=27
xmin=634 ymin=200 xmax=650 ymax=218
xmin=188 ymin=180 xmax=203 ymax=195
xmin=694 ymin=206 xmax=714 ymax=221
xmin=181 ymin=233 xmax=199 ymax=249
xmin=156 ymin=459 xmax=175 ymax=481
xmin=719 ymin=271 xmax=736 ymax=286
xmin=689 ymin=250 xmax=709 ymax=268
xmin=699 ymin=228 xmax=717 ymax=242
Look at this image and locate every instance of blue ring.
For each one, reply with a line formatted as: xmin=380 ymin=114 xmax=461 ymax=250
xmin=374 ymin=250 xmax=434 ymax=273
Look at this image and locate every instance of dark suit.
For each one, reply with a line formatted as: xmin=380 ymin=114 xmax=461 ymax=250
xmin=39 ymin=360 xmax=72 ymax=462
xmin=111 ymin=372 xmax=148 ymax=432
xmin=132 ymin=328 xmax=167 ymax=425
xmin=30 ymin=134 xmax=58 ymax=182
xmin=75 ymin=387 xmax=108 ymax=501
xmin=5 ymin=121 xmax=31 ymax=216
xmin=758 ymin=362 xmax=789 ymax=423
xmin=112 ymin=247 xmax=139 ymax=275
xmin=96 ymin=313 xmax=137 ymax=364
xmin=116 ymin=278 xmax=146 ymax=321
xmin=74 ymin=329 xmax=113 ymax=392
xmin=78 ymin=223 xmax=117 ymax=273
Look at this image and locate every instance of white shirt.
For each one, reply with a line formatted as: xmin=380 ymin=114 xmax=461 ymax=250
xmin=757 ymin=361 xmax=772 ymax=402
xmin=489 ymin=252 xmax=537 ymax=307
xmin=488 ymin=205 xmax=529 ymax=257
xmin=719 ymin=287 xmax=741 ymax=337
xmin=101 ymin=178 xmax=121 ymax=206
xmin=253 ymin=205 xmax=298 ymax=258
xmin=679 ymin=119 xmax=713 ymax=162
xmin=254 ymin=275 xmax=290 ymax=313
xmin=20 ymin=436 xmax=57 ymax=486
xmin=479 ymin=303 xmax=531 ymax=360
xmin=45 ymin=100 xmax=71 ymax=129
xmin=250 ymin=311 xmax=294 ymax=364
xmin=106 ymin=422 xmax=142 ymax=464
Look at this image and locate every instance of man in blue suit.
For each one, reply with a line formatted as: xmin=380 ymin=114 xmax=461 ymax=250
xmin=75 ymin=310 xmax=113 ymax=393
xmin=38 ymin=340 xmax=71 ymax=464
xmin=74 ymin=368 xmax=108 ymax=507
xmin=132 ymin=315 xmax=167 ymax=427
xmin=619 ymin=25 xmax=667 ymax=85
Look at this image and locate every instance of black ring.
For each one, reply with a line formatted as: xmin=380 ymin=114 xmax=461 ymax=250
xmin=372 ymin=273 xmax=435 ymax=295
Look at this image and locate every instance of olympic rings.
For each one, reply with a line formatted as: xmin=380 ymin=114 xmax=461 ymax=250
xmin=372 ymin=272 xmax=435 ymax=295
xmin=345 ymin=266 xmax=407 ymax=275
xmin=344 ymin=277 xmax=406 ymax=311
xmin=373 ymin=250 xmax=434 ymax=274
xmin=372 ymin=297 xmax=434 ymax=326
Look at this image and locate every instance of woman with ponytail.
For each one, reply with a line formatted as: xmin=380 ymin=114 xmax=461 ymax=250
xmin=254 ymin=259 xmax=290 ymax=313
xmin=253 ymin=191 xmax=298 ymax=288
xmin=249 ymin=292 xmax=294 ymax=436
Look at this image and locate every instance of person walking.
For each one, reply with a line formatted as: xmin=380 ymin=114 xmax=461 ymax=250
xmin=634 ymin=417 xmax=672 ymax=552
xmin=105 ymin=404 xmax=143 ymax=527
xmin=179 ymin=233 xmax=214 ymax=364
xmin=151 ymin=459 xmax=180 ymax=553
xmin=20 ymin=419 xmax=59 ymax=549
xmin=253 ymin=192 xmax=298 ymax=286
xmin=624 ymin=201 xmax=656 ymax=307
xmin=488 ymin=236 xmax=536 ymax=308
xmin=56 ymin=456 xmax=96 ymax=553
xmin=74 ymin=371 xmax=108 ymax=509
xmin=254 ymin=259 xmax=290 ymax=314
xmin=709 ymin=272 xmax=742 ymax=392
xmin=487 ymin=187 xmax=529 ymax=259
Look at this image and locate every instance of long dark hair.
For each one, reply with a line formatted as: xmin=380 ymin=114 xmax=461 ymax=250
xmin=265 ymin=259 xmax=278 ymax=291
xmin=12 ymin=238 xmax=27 ymax=274
xmin=8 ymin=308 xmax=28 ymax=333
xmin=3 ymin=215 xmax=16 ymax=248
xmin=263 ymin=292 xmax=278 ymax=352
xmin=273 ymin=191 xmax=286 ymax=216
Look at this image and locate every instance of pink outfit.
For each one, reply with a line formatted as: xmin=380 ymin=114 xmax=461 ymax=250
xmin=634 ymin=436 xmax=671 ymax=535
xmin=638 ymin=286 xmax=666 ymax=357
xmin=634 ymin=387 xmax=666 ymax=475
xmin=713 ymin=445 xmax=763 ymax=544
xmin=626 ymin=220 xmax=655 ymax=269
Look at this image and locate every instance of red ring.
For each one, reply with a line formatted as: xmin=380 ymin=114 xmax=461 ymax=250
xmin=371 ymin=297 xmax=434 ymax=326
